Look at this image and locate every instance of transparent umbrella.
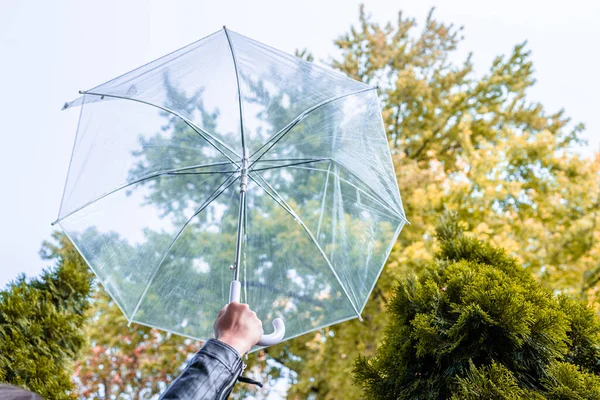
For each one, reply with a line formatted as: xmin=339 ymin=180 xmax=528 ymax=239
xmin=53 ymin=27 xmax=407 ymax=347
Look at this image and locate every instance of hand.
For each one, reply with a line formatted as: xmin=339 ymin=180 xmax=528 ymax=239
xmin=214 ymin=302 xmax=263 ymax=356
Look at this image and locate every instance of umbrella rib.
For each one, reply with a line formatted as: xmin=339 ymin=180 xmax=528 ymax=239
xmin=248 ymin=86 xmax=377 ymax=169
xmin=249 ymin=173 xmax=363 ymax=321
xmin=52 ymin=161 xmax=237 ymax=225
xmin=254 ymin=158 xmax=328 ymax=163
xmin=128 ymin=172 xmax=240 ymax=324
xmin=249 ymin=158 xmax=330 ymax=172
xmin=316 ymin=162 xmax=332 ymax=239
xmin=167 ymin=170 xmax=237 ymax=175
xmin=223 ymin=27 xmax=247 ymax=154
xmin=80 ymin=91 xmax=241 ymax=165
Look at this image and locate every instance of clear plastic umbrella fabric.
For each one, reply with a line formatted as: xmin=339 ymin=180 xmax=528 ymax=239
xmin=55 ymin=28 xmax=407 ymax=345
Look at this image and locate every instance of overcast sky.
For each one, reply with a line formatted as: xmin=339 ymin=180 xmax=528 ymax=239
xmin=1 ymin=0 xmax=598 ymax=290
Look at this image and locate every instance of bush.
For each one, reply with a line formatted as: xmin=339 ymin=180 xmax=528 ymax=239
xmin=0 ymin=233 xmax=93 ymax=399
xmin=353 ymin=213 xmax=600 ymax=399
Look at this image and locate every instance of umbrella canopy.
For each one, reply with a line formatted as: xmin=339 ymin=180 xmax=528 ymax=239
xmin=54 ymin=27 xmax=407 ymax=345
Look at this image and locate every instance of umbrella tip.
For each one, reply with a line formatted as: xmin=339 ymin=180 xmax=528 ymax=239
xmin=78 ymin=90 xmax=85 ymax=94
xmin=223 ymin=25 xmax=227 ymax=30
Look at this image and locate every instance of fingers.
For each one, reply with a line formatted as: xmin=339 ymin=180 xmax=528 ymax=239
xmin=216 ymin=302 xmax=261 ymax=323
xmin=228 ymin=302 xmax=250 ymax=311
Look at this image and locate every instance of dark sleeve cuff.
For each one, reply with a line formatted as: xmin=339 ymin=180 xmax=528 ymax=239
xmin=158 ymin=338 xmax=244 ymax=399
xmin=198 ymin=339 xmax=242 ymax=371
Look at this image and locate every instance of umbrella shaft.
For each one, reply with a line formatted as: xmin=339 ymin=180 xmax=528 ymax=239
xmin=233 ymin=190 xmax=246 ymax=281
xmin=232 ymin=150 xmax=249 ymax=282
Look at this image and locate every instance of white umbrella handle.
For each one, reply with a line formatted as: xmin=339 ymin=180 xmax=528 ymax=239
xmin=228 ymin=280 xmax=286 ymax=347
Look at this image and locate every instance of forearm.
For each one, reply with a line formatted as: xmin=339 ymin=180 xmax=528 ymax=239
xmin=159 ymin=339 xmax=243 ymax=400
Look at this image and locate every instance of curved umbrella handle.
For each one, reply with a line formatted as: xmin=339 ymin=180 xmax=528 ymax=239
xmin=228 ymin=280 xmax=286 ymax=347
xmin=257 ymin=318 xmax=285 ymax=346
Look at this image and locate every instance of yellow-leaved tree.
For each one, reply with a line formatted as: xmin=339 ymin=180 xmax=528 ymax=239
xmin=243 ymin=7 xmax=600 ymax=400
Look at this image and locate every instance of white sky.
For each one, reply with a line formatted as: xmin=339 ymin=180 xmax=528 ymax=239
xmin=0 ymin=0 xmax=598 ymax=290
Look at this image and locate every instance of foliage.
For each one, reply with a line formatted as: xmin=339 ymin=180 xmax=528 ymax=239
xmin=452 ymin=361 xmax=542 ymax=399
xmin=33 ymin=232 xmax=196 ymax=399
xmin=73 ymin=288 xmax=196 ymax=399
xmin=270 ymin=6 xmax=600 ymax=399
xmin=0 ymin=232 xmax=93 ymax=399
xmin=352 ymin=213 xmax=600 ymax=399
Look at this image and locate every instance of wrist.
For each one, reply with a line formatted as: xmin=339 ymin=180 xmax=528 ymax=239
xmin=217 ymin=335 xmax=251 ymax=356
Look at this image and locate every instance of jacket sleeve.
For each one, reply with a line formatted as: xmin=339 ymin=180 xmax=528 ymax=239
xmin=159 ymin=339 xmax=244 ymax=400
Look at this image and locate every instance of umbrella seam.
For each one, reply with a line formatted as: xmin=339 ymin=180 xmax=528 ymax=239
xmin=128 ymin=172 xmax=241 ymax=324
xmin=280 ymin=164 xmax=407 ymax=223
xmin=332 ymin=159 xmax=407 ymax=223
xmin=88 ymin=30 xmax=222 ymax=93
xmin=249 ymin=173 xmax=363 ymax=321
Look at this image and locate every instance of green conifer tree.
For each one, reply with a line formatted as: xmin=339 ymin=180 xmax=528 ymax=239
xmin=0 ymin=233 xmax=94 ymax=399
xmin=353 ymin=213 xmax=600 ymax=399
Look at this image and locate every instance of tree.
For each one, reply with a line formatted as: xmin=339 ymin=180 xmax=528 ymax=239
xmin=256 ymin=6 xmax=600 ymax=399
xmin=0 ymin=232 xmax=94 ymax=399
xmin=353 ymin=213 xmax=600 ymax=399
xmin=36 ymin=226 xmax=198 ymax=398
xmin=73 ymin=288 xmax=196 ymax=399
